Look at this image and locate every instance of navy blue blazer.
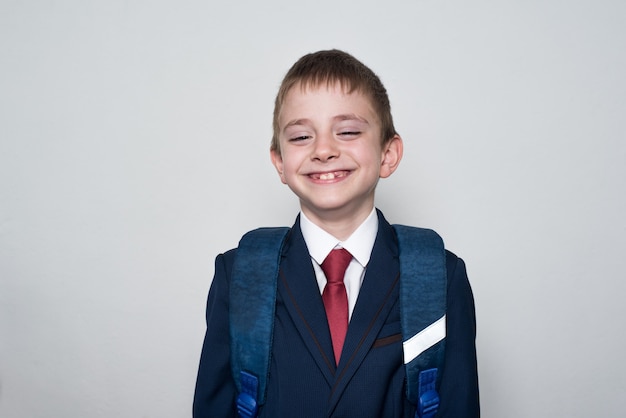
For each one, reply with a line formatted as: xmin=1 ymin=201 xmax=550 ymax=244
xmin=193 ymin=211 xmax=479 ymax=417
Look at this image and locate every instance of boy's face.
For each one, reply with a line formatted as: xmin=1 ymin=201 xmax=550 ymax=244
xmin=271 ymin=82 xmax=402 ymax=227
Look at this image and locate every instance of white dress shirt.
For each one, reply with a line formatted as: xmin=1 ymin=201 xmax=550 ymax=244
xmin=299 ymin=208 xmax=379 ymax=320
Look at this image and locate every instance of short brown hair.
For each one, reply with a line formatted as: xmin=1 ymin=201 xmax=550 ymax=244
xmin=271 ymin=49 xmax=397 ymax=153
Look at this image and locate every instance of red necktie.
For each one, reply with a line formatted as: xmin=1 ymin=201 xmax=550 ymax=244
xmin=321 ymin=248 xmax=352 ymax=365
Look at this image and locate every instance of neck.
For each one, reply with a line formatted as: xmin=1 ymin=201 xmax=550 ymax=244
xmin=301 ymin=205 xmax=374 ymax=241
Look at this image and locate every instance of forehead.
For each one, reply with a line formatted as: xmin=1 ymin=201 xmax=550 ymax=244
xmin=278 ymin=81 xmax=378 ymax=124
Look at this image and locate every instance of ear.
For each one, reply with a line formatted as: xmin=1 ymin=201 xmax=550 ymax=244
xmin=379 ymin=134 xmax=403 ymax=178
xmin=270 ymin=149 xmax=287 ymax=184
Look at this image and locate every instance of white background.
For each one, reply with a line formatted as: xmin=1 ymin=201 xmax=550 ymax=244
xmin=1 ymin=1 xmax=625 ymax=417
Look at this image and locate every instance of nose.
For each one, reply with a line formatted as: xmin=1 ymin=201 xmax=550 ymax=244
xmin=312 ymin=132 xmax=339 ymax=162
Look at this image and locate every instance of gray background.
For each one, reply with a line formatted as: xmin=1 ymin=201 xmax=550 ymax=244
xmin=1 ymin=0 xmax=625 ymax=417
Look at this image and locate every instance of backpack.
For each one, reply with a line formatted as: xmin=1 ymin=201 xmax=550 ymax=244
xmin=229 ymin=225 xmax=447 ymax=418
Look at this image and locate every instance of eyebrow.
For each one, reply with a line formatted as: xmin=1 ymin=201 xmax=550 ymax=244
xmin=282 ymin=114 xmax=370 ymax=132
xmin=334 ymin=113 xmax=370 ymax=124
xmin=283 ymin=118 xmax=311 ymax=131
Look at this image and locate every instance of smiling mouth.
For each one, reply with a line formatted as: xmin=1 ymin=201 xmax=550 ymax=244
xmin=309 ymin=171 xmax=350 ymax=180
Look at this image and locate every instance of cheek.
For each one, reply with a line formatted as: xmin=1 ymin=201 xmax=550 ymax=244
xmin=280 ymin=148 xmax=306 ymax=170
xmin=280 ymin=158 xmax=299 ymax=181
xmin=355 ymin=146 xmax=384 ymax=169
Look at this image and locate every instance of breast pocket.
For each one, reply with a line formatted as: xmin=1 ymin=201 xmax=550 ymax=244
xmin=373 ymin=321 xmax=402 ymax=348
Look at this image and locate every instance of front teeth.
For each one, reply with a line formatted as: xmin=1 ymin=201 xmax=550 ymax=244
xmin=319 ymin=173 xmax=336 ymax=180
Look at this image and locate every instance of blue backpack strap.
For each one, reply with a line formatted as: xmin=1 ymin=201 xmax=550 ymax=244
xmin=393 ymin=225 xmax=447 ymax=418
xmin=229 ymin=227 xmax=290 ymax=418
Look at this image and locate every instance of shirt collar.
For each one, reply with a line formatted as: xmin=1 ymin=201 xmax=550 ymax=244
xmin=300 ymin=208 xmax=378 ymax=268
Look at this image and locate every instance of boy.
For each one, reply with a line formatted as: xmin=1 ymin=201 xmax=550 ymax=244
xmin=193 ymin=49 xmax=479 ymax=417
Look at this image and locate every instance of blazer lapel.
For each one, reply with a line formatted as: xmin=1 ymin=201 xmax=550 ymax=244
xmin=277 ymin=219 xmax=337 ymax=384
xmin=327 ymin=211 xmax=401 ymax=412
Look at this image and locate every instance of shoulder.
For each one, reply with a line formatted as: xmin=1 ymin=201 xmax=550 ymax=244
xmin=443 ymin=249 xmax=477 ymax=333
xmin=444 ymin=249 xmax=463 ymax=276
xmin=214 ymin=225 xmax=293 ymax=278
xmin=215 ymin=247 xmax=237 ymax=268
xmin=210 ymin=248 xmax=237 ymax=290
xmin=444 ymin=250 xmax=471 ymax=290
